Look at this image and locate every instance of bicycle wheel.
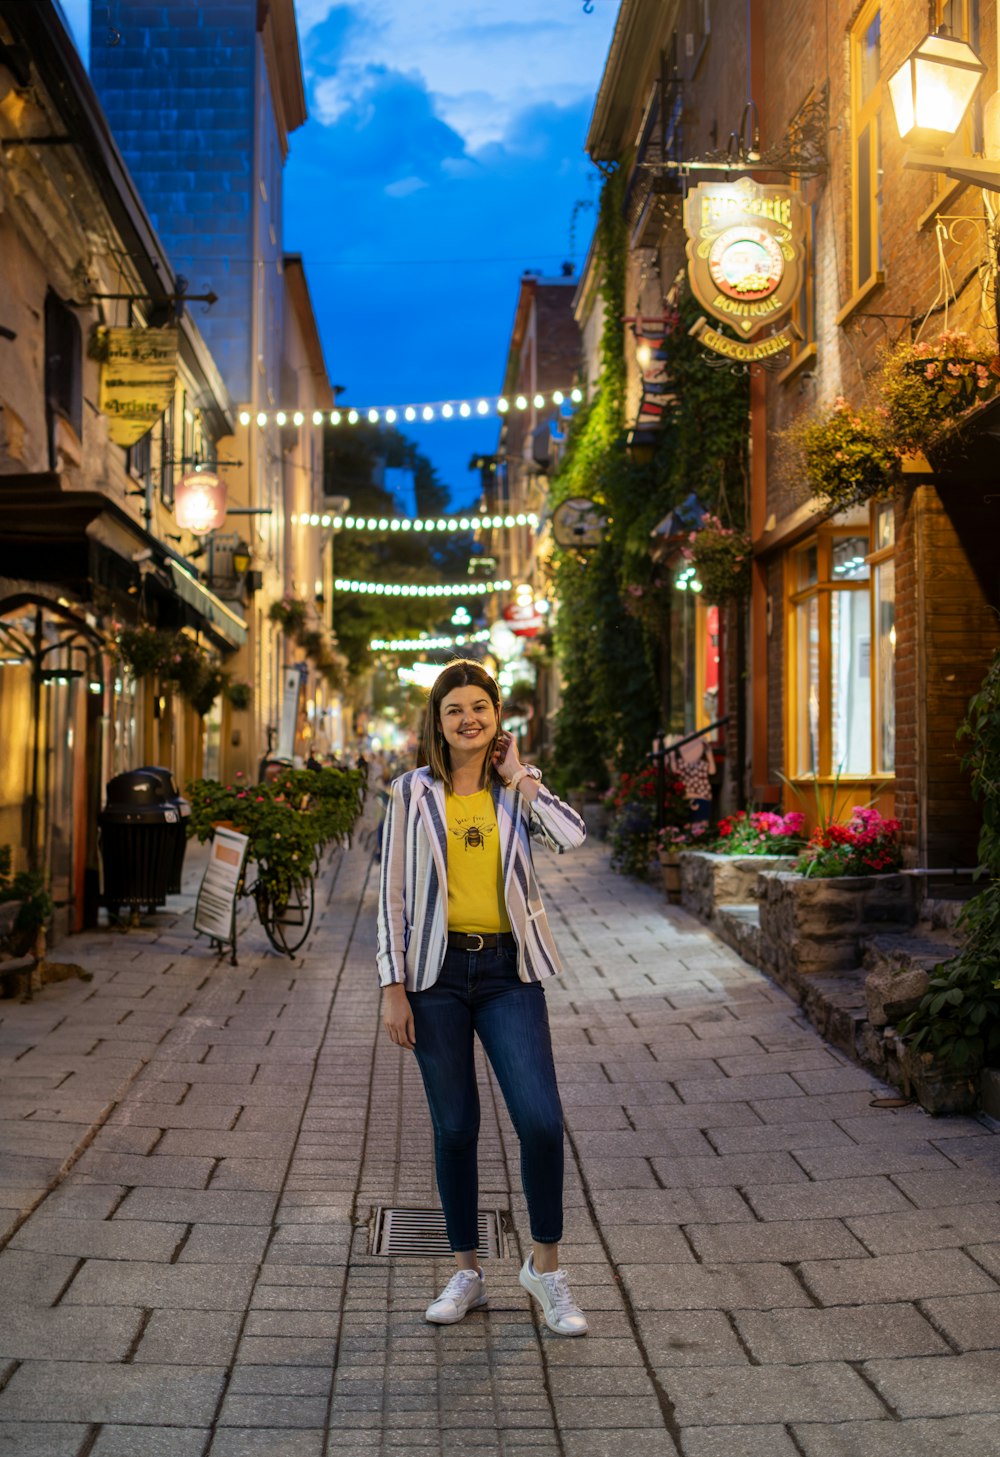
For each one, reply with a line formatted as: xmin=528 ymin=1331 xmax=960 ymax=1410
xmin=256 ymin=873 xmax=315 ymax=957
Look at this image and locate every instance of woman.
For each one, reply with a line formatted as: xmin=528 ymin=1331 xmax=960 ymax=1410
xmin=377 ymin=659 xmax=588 ymax=1336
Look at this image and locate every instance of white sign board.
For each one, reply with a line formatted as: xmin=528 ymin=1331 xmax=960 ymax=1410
xmin=277 ymin=668 xmax=302 ymax=759
xmin=193 ymin=827 xmax=250 ymax=943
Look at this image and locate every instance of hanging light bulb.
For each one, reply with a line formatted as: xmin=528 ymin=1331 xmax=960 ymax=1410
xmin=275 ymin=411 xmax=287 ymax=426
xmin=459 ymin=402 xmax=471 ymax=417
xmin=533 ymin=393 xmax=544 ymax=408
xmin=386 ymin=408 xmax=397 ymax=423
xmin=442 ymin=403 xmax=454 ymax=418
xmin=348 ymin=409 xmax=359 ymax=424
xmin=497 ymin=398 xmax=509 ymax=413
xmin=368 ymin=409 xmax=380 ymax=423
xmin=405 ymin=407 xmax=417 ymax=421
xmin=239 ymin=410 xmax=251 ymax=426
xmin=330 ymin=410 xmax=341 ymax=425
xmin=256 ymin=411 xmax=267 ymax=427
xmin=312 ymin=409 xmax=323 ymax=425
xmin=422 ymin=406 xmax=434 ymax=421
xmin=477 ymin=400 xmax=489 ymax=414
xmin=515 ymin=395 xmax=528 ymax=410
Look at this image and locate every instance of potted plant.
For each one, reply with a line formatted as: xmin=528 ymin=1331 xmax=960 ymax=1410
xmin=687 ymin=515 xmax=752 ymax=603
xmin=226 ymin=680 xmax=252 ymax=711
xmin=881 ymin=328 xmax=1000 ymax=455
xmin=791 ymin=398 xmax=899 ymax=512
xmin=268 ymin=596 xmax=308 ymax=638
xmin=117 ymin=623 xmax=169 ymax=679
xmin=756 ymin=806 xmax=916 ymax=985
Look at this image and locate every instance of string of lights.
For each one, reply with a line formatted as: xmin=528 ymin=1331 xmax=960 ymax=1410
xmin=291 ymin=511 xmax=538 ymax=532
xmin=238 ymin=389 xmax=583 ymax=430
xmin=369 ymin=630 xmax=491 ymax=652
xmin=335 ymin=578 xmax=511 ymax=598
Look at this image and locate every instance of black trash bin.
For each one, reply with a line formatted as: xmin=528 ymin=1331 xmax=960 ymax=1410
xmin=135 ymin=766 xmax=190 ymax=894
xmin=99 ymin=769 xmax=181 ymax=914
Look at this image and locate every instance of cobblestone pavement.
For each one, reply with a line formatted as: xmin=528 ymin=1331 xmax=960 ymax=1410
xmin=1 ymin=822 xmax=1000 ymax=1456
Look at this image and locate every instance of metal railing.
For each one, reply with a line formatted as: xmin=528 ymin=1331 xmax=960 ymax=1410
xmin=648 ymin=717 xmax=729 ymax=832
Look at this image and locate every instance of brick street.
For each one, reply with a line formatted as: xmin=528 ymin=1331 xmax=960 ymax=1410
xmin=1 ymin=823 xmax=999 ymax=1457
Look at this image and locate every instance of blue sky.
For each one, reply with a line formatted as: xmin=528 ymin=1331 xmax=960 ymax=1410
xmin=60 ymin=0 xmax=618 ymax=509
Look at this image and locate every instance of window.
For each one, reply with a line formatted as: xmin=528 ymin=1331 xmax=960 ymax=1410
xmin=160 ymin=397 xmax=175 ymax=507
xmin=128 ymin=429 xmax=153 ymax=490
xmin=938 ymin=0 xmax=983 ymax=148
xmin=44 ymin=291 xmax=82 ymax=457
xmin=851 ymin=2 xmax=883 ymax=293
xmin=787 ymin=505 xmax=894 ymax=781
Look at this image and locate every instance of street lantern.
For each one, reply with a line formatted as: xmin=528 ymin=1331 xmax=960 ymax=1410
xmin=888 ymin=30 xmax=985 ymax=151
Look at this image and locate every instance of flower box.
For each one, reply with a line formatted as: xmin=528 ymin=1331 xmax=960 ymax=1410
xmin=658 ymin=849 xmax=682 ymax=902
xmin=679 ymin=850 xmax=798 ymax=925
xmin=757 ymin=871 xmax=918 ymax=984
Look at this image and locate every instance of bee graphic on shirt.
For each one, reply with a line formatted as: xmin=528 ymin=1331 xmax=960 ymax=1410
xmin=452 ymin=820 xmax=495 ymax=852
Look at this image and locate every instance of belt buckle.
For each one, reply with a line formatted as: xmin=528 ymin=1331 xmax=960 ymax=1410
xmin=467 ymin=933 xmax=485 ymax=952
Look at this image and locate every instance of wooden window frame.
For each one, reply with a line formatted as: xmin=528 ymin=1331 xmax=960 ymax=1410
xmin=784 ymin=507 xmax=895 ymax=786
xmin=850 ymin=0 xmax=883 ymax=296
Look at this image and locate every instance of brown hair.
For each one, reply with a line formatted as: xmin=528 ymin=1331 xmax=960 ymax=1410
xmin=420 ymin=659 xmax=501 ymax=791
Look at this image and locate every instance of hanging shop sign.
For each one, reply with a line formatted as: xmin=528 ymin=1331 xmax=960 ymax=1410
xmin=684 ymin=177 xmax=806 ymax=348
xmin=95 ymin=326 xmax=178 ymax=447
xmin=551 ymin=497 xmax=609 ymax=550
xmin=502 ymin=601 xmax=545 ymax=638
xmin=690 ymin=318 xmax=802 ymax=362
xmin=175 ymin=471 xmax=228 ymax=534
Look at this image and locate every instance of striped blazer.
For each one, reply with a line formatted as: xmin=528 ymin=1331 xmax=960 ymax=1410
xmin=376 ymin=766 xmax=586 ymax=991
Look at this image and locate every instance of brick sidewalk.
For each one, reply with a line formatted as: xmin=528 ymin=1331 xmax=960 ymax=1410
xmin=1 ymin=825 xmax=999 ymax=1456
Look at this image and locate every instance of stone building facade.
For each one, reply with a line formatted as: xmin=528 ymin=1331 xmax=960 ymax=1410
xmin=0 ymin=0 xmax=242 ymax=935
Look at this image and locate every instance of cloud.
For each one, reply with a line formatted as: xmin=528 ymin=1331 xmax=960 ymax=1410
xmin=297 ymin=0 xmax=616 ymax=149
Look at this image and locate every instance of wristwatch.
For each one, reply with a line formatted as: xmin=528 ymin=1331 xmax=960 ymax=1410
xmin=507 ymin=764 xmax=542 ymax=791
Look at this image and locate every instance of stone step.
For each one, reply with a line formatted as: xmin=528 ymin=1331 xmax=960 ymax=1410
xmin=714 ymin=902 xmax=761 ymax=965
xmin=861 ymin=928 xmax=961 ymax=977
xmin=919 ymin=894 xmax=972 ymax=932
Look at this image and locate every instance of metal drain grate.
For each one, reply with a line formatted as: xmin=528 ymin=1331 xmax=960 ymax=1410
xmin=371 ymin=1206 xmax=506 ymax=1258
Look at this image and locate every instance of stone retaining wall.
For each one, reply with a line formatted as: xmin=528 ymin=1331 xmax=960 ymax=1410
xmin=757 ymin=871 xmax=919 ymax=984
xmin=679 ymin=850 xmax=798 ymax=924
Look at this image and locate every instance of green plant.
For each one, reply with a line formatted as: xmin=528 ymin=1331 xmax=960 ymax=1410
xmin=688 ymin=515 xmax=752 ymax=603
xmin=0 ymin=846 xmax=53 ymax=952
xmin=795 ymin=805 xmax=902 ymax=877
xmin=226 ymin=680 xmax=252 ymax=711
xmin=117 ymin=624 xmax=168 ymax=678
xmin=606 ymin=765 xmax=690 ymax=880
xmin=790 ymin=398 xmax=899 ymax=511
xmin=881 ymin=328 xmax=1000 ymax=455
xmin=268 ymin=597 xmax=308 ymax=637
xmin=714 ymin=809 xmax=806 ymax=854
xmin=186 ymin=767 xmax=365 ymax=903
xmin=899 ymin=643 xmax=1000 ymax=1072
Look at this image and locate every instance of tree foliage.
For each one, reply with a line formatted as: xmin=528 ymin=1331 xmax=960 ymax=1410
xmin=323 ymin=423 xmax=469 ymax=676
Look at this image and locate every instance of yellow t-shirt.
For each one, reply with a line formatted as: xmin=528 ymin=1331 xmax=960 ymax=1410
xmin=445 ymin=788 xmax=512 ymax=934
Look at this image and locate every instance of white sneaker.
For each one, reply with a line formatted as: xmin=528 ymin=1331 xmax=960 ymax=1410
xmin=425 ymin=1267 xmax=487 ymax=1324
xmin=519 ymin=1256 xmax=589 ymax=1336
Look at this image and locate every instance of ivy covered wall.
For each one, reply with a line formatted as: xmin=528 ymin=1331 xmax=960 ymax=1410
xmin=548 ymin=167 xmax=750 ymax=793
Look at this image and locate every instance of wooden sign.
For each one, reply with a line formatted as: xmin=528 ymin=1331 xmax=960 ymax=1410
xmin=96 ymin=326 xmax=178 ymax=446
xmin=685 ymin=178 xmax=805 ymax=340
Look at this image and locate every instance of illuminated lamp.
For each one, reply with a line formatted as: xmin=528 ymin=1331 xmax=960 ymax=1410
xmin=175 ymin=471 xmax=227 ymax=533
xmin=888 ymin=29 xmax=985 ymax=150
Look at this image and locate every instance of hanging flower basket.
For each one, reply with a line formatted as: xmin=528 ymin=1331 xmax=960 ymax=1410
xmin=226 ymin=680 xmax=252 ymax=711
xmin=880 ymin=329 xmax=1000 ymax=455
xmin=688 ymin=515 xmax=751 ymax=603
xmin=268 ymin=597 xmax=308 ymax=637
xmin=791 ymin=399 xmax=899 ymax=512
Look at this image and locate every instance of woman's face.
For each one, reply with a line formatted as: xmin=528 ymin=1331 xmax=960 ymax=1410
xmin=438 ymin=684 xmax=498 ymax=759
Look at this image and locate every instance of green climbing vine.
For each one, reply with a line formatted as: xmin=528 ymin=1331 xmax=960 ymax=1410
xmin=549 ymin=164 xmax=749 ymax=793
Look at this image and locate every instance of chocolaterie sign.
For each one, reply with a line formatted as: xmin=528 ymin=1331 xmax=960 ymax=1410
xmin=685 ymin=177 xmax=806 ymax=361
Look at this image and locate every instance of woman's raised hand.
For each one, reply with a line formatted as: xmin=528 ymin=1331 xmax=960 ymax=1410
xmin=493 ymin=730 xmax=520 ymax=783
xmin=382 ymin=983 xmax=415 ymax=1050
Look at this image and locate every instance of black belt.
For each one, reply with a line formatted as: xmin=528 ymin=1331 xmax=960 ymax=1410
xmin=447 ymin=931 xmax=516 ymax=952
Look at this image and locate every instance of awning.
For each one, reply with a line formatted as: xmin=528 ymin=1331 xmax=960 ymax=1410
xmin=0 ymin=473 xmax=247 ymax=650
xmin=169 ymin=561 xmax=247 ymax=647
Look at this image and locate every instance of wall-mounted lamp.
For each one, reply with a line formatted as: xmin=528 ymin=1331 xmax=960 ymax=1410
xmin=889 ymin=29 xmax=1000 ymax=190
xmin=232 ymin=545 xmax=251 ymax=575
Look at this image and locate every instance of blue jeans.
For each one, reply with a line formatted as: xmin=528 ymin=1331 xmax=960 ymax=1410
xmin=408 ymin=944 xmax=564 ymax=1252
